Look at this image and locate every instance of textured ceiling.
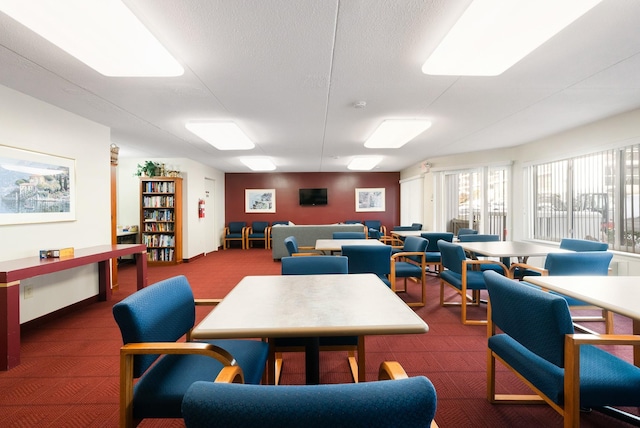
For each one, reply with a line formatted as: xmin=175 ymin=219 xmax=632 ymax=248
xmin=1 ymin=0 xmax=639 ymax=172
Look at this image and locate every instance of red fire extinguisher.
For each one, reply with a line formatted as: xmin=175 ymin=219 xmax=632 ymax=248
xmin=198 ymin=199 xmax=205 ymax=218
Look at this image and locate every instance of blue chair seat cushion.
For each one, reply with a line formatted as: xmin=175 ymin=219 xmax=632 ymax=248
xmin=133 ymin=339 xmax=268 ymax=419
xmin=247 ymin=232 xmax=266 ymax=238
xmin=225 ymin=233 xmax=244 ymax=238
xmin=489 ymin=334 xmax=640 ymax=407
xmin=440 ymin=269 xmax=486 ymax=290
xmin=394 ymin=262 xmax=425 ymax=277
xmin=425 ymin=252 xmax=441 ymax=263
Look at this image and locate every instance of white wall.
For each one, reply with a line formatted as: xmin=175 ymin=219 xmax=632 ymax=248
xmin=401 ymin=107 xmax=640 ymax=273
xmin=0 ymin=85 xmax=111 ymax=322
xmin=117 ymin=157 xmax=225 ymax=259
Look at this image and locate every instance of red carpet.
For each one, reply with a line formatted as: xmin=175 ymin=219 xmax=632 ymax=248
xmin=0 ymin=248 xmax=636 ymax=427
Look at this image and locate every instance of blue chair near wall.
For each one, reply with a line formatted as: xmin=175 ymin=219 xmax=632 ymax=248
xmin=112 ymin=275 xmax=269 ymax=428
xmin=182 ymin=361 xmax=438 ymax=428
xmin=390 ymin=236 xmax=429 ymax=307
xmin=559 ymin=238 xmax=608 ymax=252
xmin=223 ymin=221 xmax=247 ymax=249
xmin=438 ymin=241 xmax=508 ymax=325
xmin=332 ymin=231 xmax=367 ymax=239
xmin=364 ymin=220 xmax=386 ymax=239
xmin=267 ymin=221 xmax=289 ymax=248
xmin=277 ymin=256 xmax=362 ymax=383
xmin=457 ymin=228 xmax=477 ymax=237
xmin=511 ymin=251 xmax=614 ymax=333
xmin=341 ymin=244 xmax=392 ymax=287
xmin=420 ymin=232 xmax=454 ymax=274
xmin=484 ymin=270 xmax=640 ymax=428
xmin=246 ymin=221 xmax=270 ymax=249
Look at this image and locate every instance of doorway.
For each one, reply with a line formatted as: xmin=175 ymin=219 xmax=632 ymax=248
xmin=204 ymin=178 xmax=216 ymax=254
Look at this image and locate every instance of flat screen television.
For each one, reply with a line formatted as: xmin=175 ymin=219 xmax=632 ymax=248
xmin=299 ymin=188 xmax=328 ymax=206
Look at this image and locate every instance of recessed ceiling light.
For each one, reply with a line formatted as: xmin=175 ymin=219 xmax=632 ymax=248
xmin=348 ymin=156 xmax=383 ymax=171
xmin=364 ymin=120 xmax=432 ymax=149
xmin=185 ymin=122 xmax=255 ymax=150
xmin=0 ymin=0 xmax=184 ymax=77
xmin=240 ymin=157 xmax=276 ymax=171
xmin=422 ymin=0 xmax=602 ymax=76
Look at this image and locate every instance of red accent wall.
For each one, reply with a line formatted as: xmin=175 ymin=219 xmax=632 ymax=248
xmin=225 ymin=172 xmax=400 ymax=229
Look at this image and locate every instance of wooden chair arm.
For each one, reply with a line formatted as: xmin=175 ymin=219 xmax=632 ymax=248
xmin=292 ymin=252 xmax=322 ymax=256
xmin=120 ymin=342 xmax=238 ymax=364
xmin=194 ymin=298 xmax=223 ymax=306
xmin=378 ymin=361 xmax=409 ymax=380
xmin=508 ymin=262 xmax=547 ymax=277
xmin=391 ymin=251 xmax=426 ymax=267
xmin=568 ymin=333 xmax=640 ymax=346
xmin=214 ymin=365 xmax=245 ymax=384
xmin=463 ymin=259 xmax=511 ymax=278
xmin=380 ymin=235 xmax=404 ymax=248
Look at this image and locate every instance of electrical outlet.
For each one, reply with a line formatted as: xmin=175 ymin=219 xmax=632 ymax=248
xmin=24 ymin=285 xmax=33 ymax=299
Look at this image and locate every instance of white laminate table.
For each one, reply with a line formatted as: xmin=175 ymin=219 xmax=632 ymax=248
xmin=390 ymin=230 xmax=424 ymax=238
xmin=524 ymin=275 xmax=640 ymax=364
xmin=458 ymin=240 xmax=571 ymax=265
xmin=314 ymin=238 xmax=385 ymax=252
xmin=191 ymin=273 xmax=428 ymax=384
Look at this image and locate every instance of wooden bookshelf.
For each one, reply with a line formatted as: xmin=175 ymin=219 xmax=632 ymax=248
xmin=140 ymin=177 xmax=182 ymax=265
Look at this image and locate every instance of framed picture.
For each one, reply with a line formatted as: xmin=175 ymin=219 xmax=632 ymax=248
xmin=356 ymin=188 xmax=385 ymax=212
xmin=0 ymin=145 xmax=76 ymax=225
xmin=245 ymin=188 xmax=276 ymax=213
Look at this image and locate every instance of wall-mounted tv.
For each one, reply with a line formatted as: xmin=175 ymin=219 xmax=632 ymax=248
xmin=299 ymin=188 xmax=328 ymax=206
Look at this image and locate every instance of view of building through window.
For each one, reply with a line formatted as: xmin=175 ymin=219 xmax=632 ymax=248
xmin=530 ymin=143 xmax=640 ymax=253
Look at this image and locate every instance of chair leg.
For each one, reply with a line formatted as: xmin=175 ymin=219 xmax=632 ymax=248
xmin=274 ymin=352 xmax=284 ymax=385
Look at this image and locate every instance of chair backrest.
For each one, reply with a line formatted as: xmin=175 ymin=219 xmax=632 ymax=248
xmin=411 ymin=223 xmax=423 ymax=230
xmin=543 ymin=252 xmax=613 ymax=275
xmin=182 ymin=378 xmax=437 ymax=428
xmin=420 ymin=232 xmax=454 ymax=252
xmin=227 ymin=222 xmax=246 ymax=233
xmin=283 ymin=235 xmax=299 ymax=256
xmin=344 ymin=219 xmax=362 ymax=224
xmin=457 ymin=228 xmax=478 ymax=236
xmin=400 ymin=236 xmax=428 ymax=263
xmin=437 ymin=241 xmax=466 ymax=274
xmin=281 ymin=256 xmax=348 ymax=275
xmin=332 ymin=231 xmax=366 ymax=239
xmin=341 ymin=245 xmax=392 ymax=277
xmin=559 ymin=238 xmax=608 ymax=252
xmin=272 ymin=220 xmax=289 ymax=226
xmin=484 ymin=271 xmax=574 ymax=367
xmin=364 ymin=220 xmax=382 ymax=229
xmin=458 ymin=234 xmax=500 ymax=242
xmin=113 ymin=275 xmax=195 ymax=377
xmin=251 ymin=221 xmax=270 ymax=233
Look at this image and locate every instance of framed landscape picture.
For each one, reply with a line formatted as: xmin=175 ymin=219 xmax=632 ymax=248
xmin=356 ymin=188 xmax=385 ymax=212
xmin=245 ymin=188 xmax=276 ymax=213
xmin=0 ymin=145 xmax=76 ymax=224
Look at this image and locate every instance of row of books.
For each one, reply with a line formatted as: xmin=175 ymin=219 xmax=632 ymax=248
xmin=146 ymin=248 xmax=175 ymax=262
xmin=144 ymin=222 xmax=175 ymax=232
xmin=142 ymin=195 xmax=175 ymax=208
xmin=142 ymin=233 xmax=175 ymax=248
xmin=142 ymin=181 xmax=175 ymax=193
xmin=143 ymin=209 xmax=174 ymax=222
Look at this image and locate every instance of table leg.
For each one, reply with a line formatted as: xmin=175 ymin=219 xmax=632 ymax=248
xmin=97 ymin=260 xmax=111 ymax=301
xmin=135 ymin=251 xmax=148 ymax=290
xmin=0 ymin=281 xmax=20 ymax=370
xmin=304 ymin=337 xmax=320 ymax=385
xmin=634 ymin=319 xmax=640 ymax=366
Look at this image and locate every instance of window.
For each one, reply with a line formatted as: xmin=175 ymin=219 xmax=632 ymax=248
xmin=528 ymin=142 xmax=640 ymax=253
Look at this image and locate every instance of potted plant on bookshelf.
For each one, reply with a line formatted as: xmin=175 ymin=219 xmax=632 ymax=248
xmin=135 ymin=161 xmax=160 ymax=177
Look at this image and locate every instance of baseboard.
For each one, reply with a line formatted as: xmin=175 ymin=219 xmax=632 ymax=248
xmin=21 ymin=295 xmax=100 ymax=332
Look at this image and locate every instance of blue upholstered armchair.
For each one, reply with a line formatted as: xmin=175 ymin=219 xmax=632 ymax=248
xmin=112 ymin=275 xmax=269 ymax=428
xmin=457 ymin=234 xmax=506 ymax=274
xmin=457 ymin=227 xmax=477 ymax=237
xmin=420 ymin=232 xmax=454 ymax=274
xmin=276 ymin=256 xmax=362 ymax=383
xmin=511 ymin=251 xmax=614 ymax=333
xmin=341 ymin=244 xmax=392 ymax=287
xmin=364 ymin=220 xmax=386 ymax=239
xmin=283 ymin=235 xmax=320 ymax=256
xmin=182 ymin=361 xmax=438 ymax=428
xmin=438 ymin=240 xmax=509 ymax=325
xmin=484 ymin=270 xmax=640 ymax=428
xmin=245 ymin=221 xmax=270 ymax=249
xmin=390 ymin=236 xmax=429 ymax=307
xmin=223 ymin=221 xmax=247 ymax=249
xmin=559 ymin=237 xmax=608 ymax=251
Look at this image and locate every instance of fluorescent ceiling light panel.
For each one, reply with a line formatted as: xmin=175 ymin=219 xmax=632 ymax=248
xmin=0 ymin=0 xmax=183 ymax=76
xmin=240 ymin=157 xmax=276 ymax=171
xmin=422 ymin=0 xmax=602 ymax=76
xmin=185 ymin=122 xmax=255 ymax=150
xmin=348 ymin=157 xmax=383 ymax=171
xmin=364 ymin=120 xmax=432 ymax=149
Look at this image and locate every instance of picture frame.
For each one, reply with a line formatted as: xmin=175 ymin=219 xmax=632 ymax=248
xmin=0 ymin=145 xmax=76 ymax=224
xmin=355 ymin=187 xmax=385 ymax=212
xmin=245 ymin=188 xmax=276 ymax=213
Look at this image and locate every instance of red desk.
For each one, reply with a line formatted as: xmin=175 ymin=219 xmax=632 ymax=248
xmin=0 ymin=244 xmax=147 ymax=370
